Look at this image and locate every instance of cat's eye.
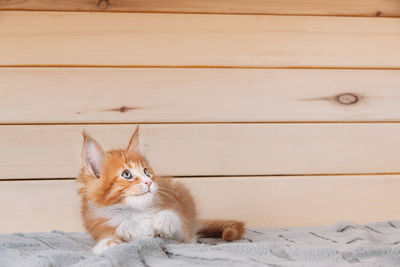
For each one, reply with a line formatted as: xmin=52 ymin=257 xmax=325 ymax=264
xmin=121 ymin=170 xmax=133 ymax=180
xmin=143 ymin=168 xmax=151 ymax=178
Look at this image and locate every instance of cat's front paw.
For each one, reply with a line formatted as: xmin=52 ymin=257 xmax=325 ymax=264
xmin=92 ymin=237 xmax=119 ymax=254
xmin=152 ymin=210 xmax=183 ymax=241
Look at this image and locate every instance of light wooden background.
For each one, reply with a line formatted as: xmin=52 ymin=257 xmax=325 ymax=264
xmin=1 ymin=0 xmax=400 ymax=233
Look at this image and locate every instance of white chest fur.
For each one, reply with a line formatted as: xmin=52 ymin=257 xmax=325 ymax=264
xmin=89 ymin=202 xmax=157 ymax=241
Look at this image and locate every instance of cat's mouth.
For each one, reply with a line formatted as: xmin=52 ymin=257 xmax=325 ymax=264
xmin=135 ymin=189 xmax=152 ymax=197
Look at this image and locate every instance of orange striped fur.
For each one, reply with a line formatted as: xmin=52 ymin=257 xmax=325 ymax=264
xmin=77 ymin=126 xmax=245 ymax=254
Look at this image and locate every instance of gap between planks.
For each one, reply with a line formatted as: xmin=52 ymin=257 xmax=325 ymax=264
xmin=2 ymin=173 xmax=400 ymax=182
xmin=3 ymin=121 xmax=400 ymax=126
xmin=2 ymin=65 xmax=400 ymax=70
xmin=1 ymin=0 xmax=398 ymax=17
xmin=0 ymin=9 xmax=397 ymax=18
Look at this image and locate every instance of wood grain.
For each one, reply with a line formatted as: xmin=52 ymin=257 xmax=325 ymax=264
xmin=2 ymin=12 xmax=400 ymax=67
xmin=2 ymin=68 xmax=400 ymax=123
xmin=1 ymin=176 xmax=400 ymax=233
xmin=0 ymin=0 xmax=399 ymax=17
xmin=1 ymin=124 xmax=400 ymax=179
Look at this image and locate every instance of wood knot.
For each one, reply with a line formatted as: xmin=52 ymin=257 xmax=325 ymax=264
xmin=103 ymin=106 xmax=137 ymax=113
xmin=97 ymin=0 xmax=109 ymax=9
xmin=119 ymin=106 xmax=128 ymax=113
xmin=336 ymin=93 xmax=358 ymax=105
xmin=376 ymin=11 xmax=382 ymax=16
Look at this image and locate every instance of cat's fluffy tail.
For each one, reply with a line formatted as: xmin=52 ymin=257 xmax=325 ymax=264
xmin=196 ymin=219 xmax=245 ymax=241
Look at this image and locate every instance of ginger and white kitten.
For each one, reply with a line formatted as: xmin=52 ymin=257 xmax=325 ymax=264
xmin=77 ymin=127 xmax=245 ymax=254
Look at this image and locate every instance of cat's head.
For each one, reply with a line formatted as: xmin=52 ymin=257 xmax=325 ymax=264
xmin=78 ymin=127 xmax=157 ymax=209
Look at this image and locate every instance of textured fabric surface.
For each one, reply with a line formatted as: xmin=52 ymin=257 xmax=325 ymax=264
xmin=1 ymin=221 xmax=400 ymax=267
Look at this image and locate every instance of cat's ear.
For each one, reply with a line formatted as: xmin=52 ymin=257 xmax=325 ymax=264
xmin=81 ymin=131 xmax=105 ymax=178
xmin=127 ymin=126 xmax=140 ymax=153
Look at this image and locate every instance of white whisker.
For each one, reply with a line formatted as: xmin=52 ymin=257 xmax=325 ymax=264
xmin=157 ymin=190 xmax=183 ymax=211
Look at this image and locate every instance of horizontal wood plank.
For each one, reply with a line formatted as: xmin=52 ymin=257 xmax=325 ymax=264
xmin=1 ymin=124 xmax=400 ymax=179
xmin=2 ymin=68 xmax=400 ymax=123
xmin=2 ymin=12 xmax=400 ymax=67
xmin=0 ymin=0 xmax=399 ymax=17
xmin=1 ymin=176 xmax=400 ymax=233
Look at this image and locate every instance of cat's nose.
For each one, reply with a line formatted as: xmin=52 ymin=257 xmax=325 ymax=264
xmin=144 ymin=180 xmax=152 ymax=188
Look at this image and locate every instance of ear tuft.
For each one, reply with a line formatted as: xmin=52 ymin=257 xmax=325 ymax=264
xmin=127 ymin=125 xmax=140 ymax=153
xmin=82 ymin=130 xmax=89 ymax=139
xmin=81 ymin=132 xmax=105 ymax=178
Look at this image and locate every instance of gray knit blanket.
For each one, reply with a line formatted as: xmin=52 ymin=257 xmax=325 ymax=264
xmin=1 ymin=221 xmax=400 ymax=267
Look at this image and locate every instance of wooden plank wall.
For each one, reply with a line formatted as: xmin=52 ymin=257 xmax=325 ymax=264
xmin=1 ymin=0 xmax=400 ymax=233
